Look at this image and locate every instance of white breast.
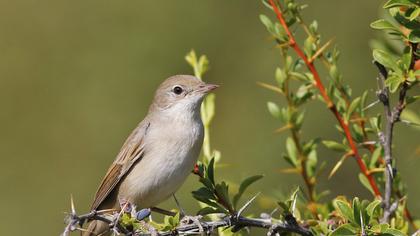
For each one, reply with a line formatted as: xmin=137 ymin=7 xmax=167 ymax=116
xmin=118 ymin=109 xmax=204 ymax=208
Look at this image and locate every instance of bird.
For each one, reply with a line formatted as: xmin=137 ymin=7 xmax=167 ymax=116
xmin=82 ymin=75 xmax=218 ymax=236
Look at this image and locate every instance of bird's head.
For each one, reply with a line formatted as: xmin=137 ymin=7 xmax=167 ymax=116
xmin=150 ymin=75 xmax=218 ymax=114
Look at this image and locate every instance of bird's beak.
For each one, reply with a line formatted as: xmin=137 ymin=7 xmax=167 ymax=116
xmin=197 ymin=83 xmax=219 ymax=94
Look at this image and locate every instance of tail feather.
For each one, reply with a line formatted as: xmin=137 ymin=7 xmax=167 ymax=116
xmin=81 ymin=220 xmax=110 ymax=236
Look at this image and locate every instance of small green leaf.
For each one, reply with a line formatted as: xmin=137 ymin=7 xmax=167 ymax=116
xmin=408 ymin=7 xmax=420 ymax=21
xmin=259 ymin=14 xmax=273 ymax=32
xmin=385 ymin=74 xmax=404 ymax=93
xmin=275 ymin=67 xmax=287 ymax=85
xmin=366 ymin=199 xmax=381 ymax=218
xmin=335 ymin=200 xmax=355 ymax=222
xmin=322 ymin=140 xmax=349 ymax=152
xmin=401 ymin=46 xmax=413 ymax=71
xmin=369 ymin=146 xmax=383 ymax=169
xmin=406 ymin=95 xmax=420 ymax=104
xmin=352 ymin=197 xmax=361 ymax=226
xmin=207 ymin=158 xmax=215 ymax=184
xmin=330 ymin=223 xmax=357 ymax=236
xmin=373 ymin=49 xmax=399 ymax=72
xmin=370 ymin=19 xmax=401 ymax=33
xmin=408 ymin=29 xmax=420 ymax=43
xmin=192 ymin=187 xmax=216 ymax=201
xmin=401 ymin=109 xmax=420 ymax=129
xmin=383 ymin=0 xmax=418 ymax=8
xmin=358 ymin=173 xmax=375 ymax=195
xmin=286 ymin=137 xmax=298 ymax=162
xmin=267 ymin=101 xmax=281 ymax=118
xmin=232 ymin=175 xmax=264 ymax=208
xmin=289 ymin=71 xmax=310 ymax=82
xmin=382 ymin=228 xmax=406 ymax=236
xmin=346 ymin=97 xmax=361 ymax=121
xmin=215 ymin=181 xmax=232 ymax=210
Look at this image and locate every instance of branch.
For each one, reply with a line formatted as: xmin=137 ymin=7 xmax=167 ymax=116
xmin=374 ymin=61 xmax=394 ymax=224
xmin=161 ymin=215 xmax=312 ymax=236
xmin=63 ymin=210 xmax=313 ymax=236
xmin=268 ymin=0 xmax=381 ymax=196
xmin=374 ymin=43 xmax=416 ymax=224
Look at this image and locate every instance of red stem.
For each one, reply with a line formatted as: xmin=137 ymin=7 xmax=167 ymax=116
xmin=268 ymin=0 xmax=381 ymax=197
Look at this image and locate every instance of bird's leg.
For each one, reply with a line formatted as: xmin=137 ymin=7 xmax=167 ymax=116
xmin=172 ymin=194 xmax=186 ymax=217
xmin=172 ymin=194 xmax=205 ymax=233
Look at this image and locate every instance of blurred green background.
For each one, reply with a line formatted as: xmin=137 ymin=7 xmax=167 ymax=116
xmin=0 ymin=1 xmax=418 ymax=235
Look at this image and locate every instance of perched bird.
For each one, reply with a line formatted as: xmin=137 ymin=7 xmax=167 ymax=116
xmin=83 ymin=75 xmax=218 ymax=236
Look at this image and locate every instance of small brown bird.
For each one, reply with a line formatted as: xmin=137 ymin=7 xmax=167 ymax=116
xmin=83 ymin=75 xmax=218 ymax=236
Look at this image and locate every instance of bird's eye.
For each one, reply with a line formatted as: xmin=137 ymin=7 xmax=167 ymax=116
xmin=173 ymin=86 xmax=183 ymax=95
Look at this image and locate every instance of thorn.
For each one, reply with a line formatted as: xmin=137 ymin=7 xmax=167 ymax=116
xmin=360 ymin=210 xmax=367 ymax=236
xmin=257 ymin=82 xmax=284 ymax=94
xmin=400 ymin=119 xmax=420 ymax=126
xmin=173 ymin=194 xmax=186 ymax=217
xmin=359 ymin=141 xmax=377 ymax=146
xmin=274 ymin=125 xmax=291 ymax=133
xmin=363 ymin=99 xmax=380 ymax=111
xmin=309 ymin=38 xmax=334 ymax=63
xmin=237 ymin=192 xmax=261 ymax=217
xmin=387 ymin=164 xmax=394 ymax=179
xmin=70 ymin=194 xmax=76 ymax=215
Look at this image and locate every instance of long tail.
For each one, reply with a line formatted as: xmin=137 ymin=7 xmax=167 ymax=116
xmin=81 ymin=220 xmax=110 ymax=236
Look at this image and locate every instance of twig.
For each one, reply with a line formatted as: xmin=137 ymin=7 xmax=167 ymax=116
xmin=268 ymin=0 xmax=381 ymax=196
xmin=64 ymin=210 xmax=313 ymax=236
xmin=374 ymin=61 xmax=395 ymax=223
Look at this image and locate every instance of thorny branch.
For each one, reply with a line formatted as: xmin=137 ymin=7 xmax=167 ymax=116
xmin=374 ymin=61 xmax=394 ymax=224
xmin=374 ymin=43 xmax=416 ymax=224
xmin=63 ymin=209 xmax=313 ymax=236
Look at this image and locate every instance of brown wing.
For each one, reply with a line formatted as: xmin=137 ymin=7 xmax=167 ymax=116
xmin=90 ymin=120 xmax=150 ymax=210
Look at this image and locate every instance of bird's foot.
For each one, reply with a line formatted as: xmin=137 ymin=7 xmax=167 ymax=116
xmin=180 ymin=215 xmax=204 ymax=232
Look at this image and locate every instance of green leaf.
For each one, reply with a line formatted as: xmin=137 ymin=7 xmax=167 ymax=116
xmin=352 ymin=197 xmax=361 ymax=226
xmin=330 ymin=223 xmax=357 ymax=236
xmin=366 ymin=199 xmax=381 ymax=218
xmin=385 ymin=74 xmax=404 ymax=93
xmin=286 ymin=137 xmax=298 ymax=163
xmin=373 ymin=49 xmax=399 ymax=72
xmin=267 ymin=101 xmax=281 ymax=118
xmin=346 ymin=97 xmax=361 ymax=121
xmin=215 ymin=181 xmax=232 ymax=210
xmin=322 ymin=140 xmax=349 ymax=152
xmin=358 ymin=173 xmax=375 ymax=195
xmin=289 ymin=71 xmax=310 ymax=82
xmin=409 ymin=7 xmax=420 ymax=20
xmin=370 ymin=19 xmax=401 ymax=33
xmin=408 ymin=29 xmax=420 ymax=43
xmin=369 ymin=146 xmax=382 ymax=169
xmin=232 ymin=175 xmax=264 ymax=208
xmin=192 ymin=187 xmax=216 ymax=201
xmin=329 ymin=64 xmax=339 ymax=81
xmin=207 ymin=158 xmax=215 ymax=184
xmin=306 ymin=149 xmax=317 ymax=177
xmin=275 ymin=67 xmax=287 ymax=85
xmin=260 ymin=14 xmax=273 ymax=31
xmin=382 ymin=228 xmax=407 ymax=236
xmin=383 ymin=0 xmax=418 ymax=8
xmin=401 ymin=109 xmax=420 ymax=129
xmin=406 ymin=95 xmax=420 ymax=104
xmin=401 ymin=46 xmax=412 ymax=71
xmin=335 ymin=200 xmax=355 ymax=223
